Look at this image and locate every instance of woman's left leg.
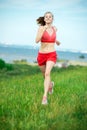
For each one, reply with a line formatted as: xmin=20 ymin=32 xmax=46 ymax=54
xmin=43 ymin=61 xmax=55 ymax=97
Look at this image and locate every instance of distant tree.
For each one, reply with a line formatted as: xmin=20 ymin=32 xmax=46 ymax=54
xmin=79 ymin=55 xmax=85 ymax=59
xmin=0 ymin=59 xmax=5 ymax=69
xmin=0 ymin=58 xmax=13 ymax=70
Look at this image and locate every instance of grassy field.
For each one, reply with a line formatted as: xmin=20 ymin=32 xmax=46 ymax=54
xmin=0 ymin=63 xmax=87 ymax=130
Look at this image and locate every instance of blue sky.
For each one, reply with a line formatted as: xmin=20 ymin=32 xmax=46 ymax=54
xmin=0 ymin=0 xmax=87 ymax=51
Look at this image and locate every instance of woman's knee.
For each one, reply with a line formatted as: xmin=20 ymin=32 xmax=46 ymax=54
xmin=45 ymin=71 xmax=50 ymax=77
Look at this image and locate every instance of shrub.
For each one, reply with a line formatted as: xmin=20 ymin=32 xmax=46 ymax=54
xmin=0 ymin=59 xmax=5 ymax=69
xmin=5 ymin=64 xmax=14 ymax=71
xmin=0 ymin=59 xmax=14 ymax=71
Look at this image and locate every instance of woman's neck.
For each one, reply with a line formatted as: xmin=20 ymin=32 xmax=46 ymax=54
xmin=46 ymin=24 xmax=52 ymax=28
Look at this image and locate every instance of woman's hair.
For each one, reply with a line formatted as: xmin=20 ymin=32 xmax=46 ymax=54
xmin=36 ymin=11 xmax=53 ymax=26
xmin=36 ymin=16 xmax=45 ymax=26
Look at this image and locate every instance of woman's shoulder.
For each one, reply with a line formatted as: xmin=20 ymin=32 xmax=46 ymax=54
xmin=52 ymin=26 xmax=57 ymax=31
xmin=39 ymin=25 xmax=44 ymax=29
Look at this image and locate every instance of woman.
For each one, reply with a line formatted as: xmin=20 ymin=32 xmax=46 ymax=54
xmin=35 ymin=11 xmax=60 ymax=105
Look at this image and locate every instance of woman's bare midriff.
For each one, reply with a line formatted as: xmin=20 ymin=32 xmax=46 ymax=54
xmin=39 ymin=42 xmax=55 ymax=53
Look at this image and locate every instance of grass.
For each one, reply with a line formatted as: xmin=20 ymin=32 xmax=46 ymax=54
xmin=0 ymin=64 xmax=87 ymax=130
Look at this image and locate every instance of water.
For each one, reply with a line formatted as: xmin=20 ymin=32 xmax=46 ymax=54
xmin=0 ymin=45 xmax=87 ymax=63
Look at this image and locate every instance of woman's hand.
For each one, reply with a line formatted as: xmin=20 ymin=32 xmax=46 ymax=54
xmin=56 ymin=40 xmax=61 ymax=46
xmin=35 ymin=26 xmax=46 ymax=43
xmin=44 ymin=25 xmax=48 ymax=30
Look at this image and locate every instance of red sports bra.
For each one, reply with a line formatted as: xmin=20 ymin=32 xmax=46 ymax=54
xmin=41 ymin=27 xmax=56 ymax=43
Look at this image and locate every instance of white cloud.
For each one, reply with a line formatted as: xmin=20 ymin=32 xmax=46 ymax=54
xmin=0 ymin=0 xmax=41 ymax=9
xmin=0 ymin=0 xmax=87 ymax=50
xmin=0 ymin=0 xmax=86 ymax=10
xmin=0 ymin=0 xmax=87 ymax=17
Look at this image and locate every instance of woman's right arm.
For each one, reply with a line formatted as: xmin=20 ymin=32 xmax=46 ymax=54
xmin=35 ymin=26 xmax=46 ymax=43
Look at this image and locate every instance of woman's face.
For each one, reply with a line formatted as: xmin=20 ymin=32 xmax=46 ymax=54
xmin=44 ymin=13 xmax=53 ymax=24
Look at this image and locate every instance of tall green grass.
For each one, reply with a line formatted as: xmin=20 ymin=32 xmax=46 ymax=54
xmin=0 ymin=64 xmax=87 ymax=130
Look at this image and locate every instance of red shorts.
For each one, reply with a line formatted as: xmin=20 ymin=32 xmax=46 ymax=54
xmin=37 ymin=51 xmax=57 ymax=66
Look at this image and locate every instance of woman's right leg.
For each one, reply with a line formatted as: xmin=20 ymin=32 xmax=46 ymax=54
xmin=39 ymin=65 xmax=53 ymax=88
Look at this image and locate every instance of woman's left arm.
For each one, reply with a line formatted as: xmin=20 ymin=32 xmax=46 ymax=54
xmin=53 ymin=26 xmax=61 ymax=46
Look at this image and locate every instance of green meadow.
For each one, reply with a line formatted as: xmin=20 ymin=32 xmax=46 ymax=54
xmin=0 ymin=62 xmax=87 ymax=130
